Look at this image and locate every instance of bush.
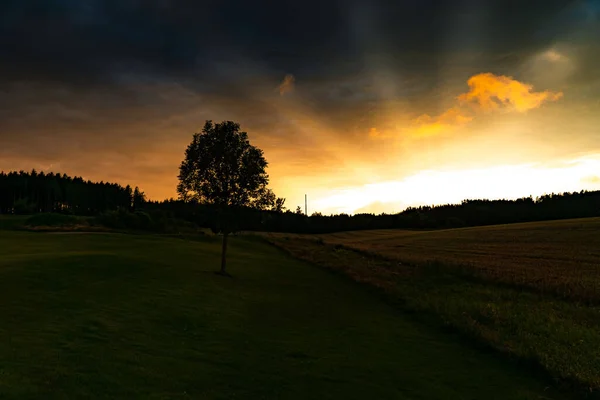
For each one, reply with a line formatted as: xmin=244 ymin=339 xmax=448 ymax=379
xmin=134 ymin=211 xmax=153 ymax=230
xmin=14 ymin=199 xmax=37 ymax=215
xmin=25 ymin=213 xmax=86 ymax=227
xmin=95 ymin=209 xmax=199 ymax=233
xmin=95 ymin=209 xmax=140 ymax=230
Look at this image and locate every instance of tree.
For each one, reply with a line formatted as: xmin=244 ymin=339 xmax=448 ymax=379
xmin=295 ymin=206 xmax=303 ymax=215
xmin=133 ymin=186 xmax=146 ymax=211
xmin=177 ymin=120 xmax=276 ymax=275
xmin=274 ymin=197 xmax=286 ymax=212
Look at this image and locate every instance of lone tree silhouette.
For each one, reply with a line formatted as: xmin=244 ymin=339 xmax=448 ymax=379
xmin=177 ymin=120 xmax=279 ymax=275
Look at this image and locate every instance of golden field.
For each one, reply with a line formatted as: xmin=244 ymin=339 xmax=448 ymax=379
xmin=280 ymin=218 xmax=600 ymax=303
xmin=264 ymin=218 xmax=600 ymax=394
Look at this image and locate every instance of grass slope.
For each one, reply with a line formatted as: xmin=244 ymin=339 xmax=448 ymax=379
xmin=0 ymin=231 xmax=570 ymax=399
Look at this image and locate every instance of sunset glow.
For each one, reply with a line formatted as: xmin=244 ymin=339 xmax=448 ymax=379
xmin=0 ymin=1 xmax=598 ymax=215
xmin=312 ymin=155 xmax=600 ymax=215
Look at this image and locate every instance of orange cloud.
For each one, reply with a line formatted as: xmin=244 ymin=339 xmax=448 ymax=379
xmin=458 ymin=72 xmax=563 ymax=112
xmin=368 ymin=72 xmax=563 ymax=140
xmin=411 ymin=107 xmax=473 ymax=137
xmin=278 ymin=74 xmax=295 ymax=95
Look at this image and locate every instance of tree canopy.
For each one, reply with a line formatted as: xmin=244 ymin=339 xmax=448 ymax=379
xmin=178 ymin=120 xmax=278 ymax=211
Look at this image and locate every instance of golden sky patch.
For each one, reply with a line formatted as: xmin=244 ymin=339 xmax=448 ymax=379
xmin=391 ymin=73 xmax=565 ymax=140
xmin=411 ymin=107 xmax=473 ymax=137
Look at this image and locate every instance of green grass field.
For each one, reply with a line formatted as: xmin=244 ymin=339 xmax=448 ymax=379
xmin=266 ymin=218 xmax=600 ymax=396
xmin=0 ymin=215 xmax=28 ymax=231
xmin=0 ymin=229 xmax=575 ymax=399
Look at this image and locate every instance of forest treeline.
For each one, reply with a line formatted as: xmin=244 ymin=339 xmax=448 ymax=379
xmin=0 ymin=170 xmax=145 ymax=215
xmin=1 ymin=169 xmax=599 ymax=233
xmin=148 ymin=191 xmax=600 ymax=233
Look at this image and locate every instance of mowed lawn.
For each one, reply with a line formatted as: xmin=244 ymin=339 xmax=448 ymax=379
xmin=0 ymin=231 xmax=572 ymax=399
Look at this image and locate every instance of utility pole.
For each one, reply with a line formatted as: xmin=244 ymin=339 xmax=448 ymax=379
xmin=305 ymin=194 xmax=307 ymax=216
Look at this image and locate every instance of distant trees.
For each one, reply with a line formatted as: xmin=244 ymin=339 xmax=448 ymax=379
xmin=0 ymin=170 xmax=138 ymax=215
xmin=177 ymin=120 xmax=282 ymax=275
xmin=142 ymin=189 xmax=600 ymax=235
xmin=133 ymin=187 xmax=146 ymax=211
xmin=4 ymin=160 xmax=600 ymax=238
xmin=274 ymin=197 xmax=286 ymax=213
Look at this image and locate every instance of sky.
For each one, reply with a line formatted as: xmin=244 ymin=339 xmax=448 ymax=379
xmin=1 ymin=0 xmax=599 ymax=215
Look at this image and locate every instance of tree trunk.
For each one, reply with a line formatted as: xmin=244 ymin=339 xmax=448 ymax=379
xmin=220 ymin=233 xmax=229 ymax=275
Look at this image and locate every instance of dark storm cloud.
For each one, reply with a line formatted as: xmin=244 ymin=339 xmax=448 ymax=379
xmin=0 ymin=0 xmax=589 ymax=87
xmin=0 ymin=0 xmax=340 ymax=86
